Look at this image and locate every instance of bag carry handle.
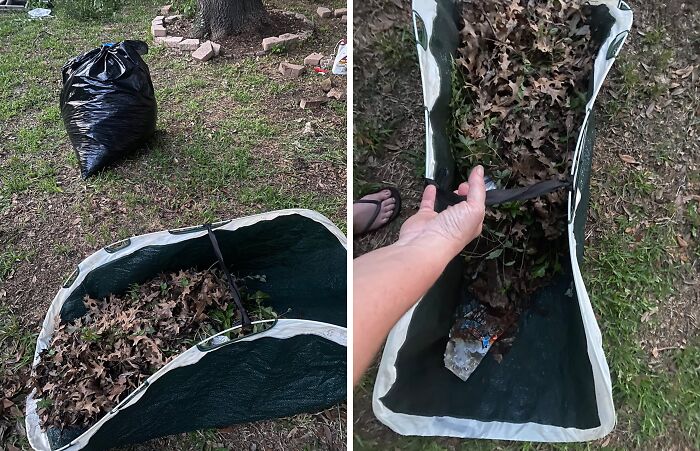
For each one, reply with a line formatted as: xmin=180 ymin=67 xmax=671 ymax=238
xmin=205 ymin=225 xmax=252 ymax=331
xmin=428 ymin=177 xmax=572 ymax=208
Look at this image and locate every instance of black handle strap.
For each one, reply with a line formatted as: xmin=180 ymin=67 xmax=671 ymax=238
xmin=205 ymin=225 xmax=252 ymax=331
xmin=428 ymin=177 xmax=572 ymax=209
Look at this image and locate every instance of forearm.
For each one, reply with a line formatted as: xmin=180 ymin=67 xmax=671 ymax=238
xmin=352 ymin=240 xmax=452 ymax=384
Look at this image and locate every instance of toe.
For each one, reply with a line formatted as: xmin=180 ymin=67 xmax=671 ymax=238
xmin=363 ymin=189 xmax=392 ymax=202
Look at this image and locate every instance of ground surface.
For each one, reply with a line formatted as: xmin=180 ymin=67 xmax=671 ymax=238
xmin=353 ymin=0 xmax=699 ymax=450
xmin=0 ymin=0 xmax=347 ymax=449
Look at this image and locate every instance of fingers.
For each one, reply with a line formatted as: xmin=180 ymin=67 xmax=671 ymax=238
xmin=466 ymin=165 xmax=486 ymax=208
xmin=457 ymin=182 xmax=470 ymax=197
xmin=419 ymin=184 xmax=437 ymax=212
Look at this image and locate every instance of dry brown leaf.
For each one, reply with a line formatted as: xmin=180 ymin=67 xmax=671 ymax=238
xmin=619 ymin=154 xmax=638 ymax=164
xmin=31 ymin=267 xmax=272 ymax=431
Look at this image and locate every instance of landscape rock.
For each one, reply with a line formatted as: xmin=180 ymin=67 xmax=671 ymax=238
xmin=316 ymin=7 xmax=332 ymax=18
xmin=192 ymin=41 xmax=214 ymax=62
xmin=293 ymin=12 xmax=313 ymax=26
xmin=179 ymin=38 xmax=200 ymax=51
xmin=209 ymin=41 xmax=222 ymax=57
xmin=164 ymin=15 xmax=182 ymax=24
xmin=164 ymin=36 xmax=184 ymax=48
xmin=326 ymin=88 xmax=345 ymax=100
xmin=334 ymin=8 xmax=347 ymax=17
xmin=299 ymin=97 xmax=329 ymax=109
xmin=320 ymin=77 xmax=333 ymax=92
xmin=341 ymin=15 xmax=347 ymax=24
xmin=303 ymin=121 xmax=314 ymax=135
xmin=262 ymin=36 xmax=282 ymax=51
xmin=304 ymin=52 xmax=324 ymax=66
xmin=151 ymin=24 xmax=167 ymax=37
xmin=277 ymin=33 xmax=300 ymax=46
xmin=279 ymin=61 xmax=306 ymax=78
xmin=160 ymin=4 xmax=172 ymax=14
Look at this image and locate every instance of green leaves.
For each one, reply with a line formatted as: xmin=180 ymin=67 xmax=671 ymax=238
xmin=486 ymin=248 xmax=503 ymax=260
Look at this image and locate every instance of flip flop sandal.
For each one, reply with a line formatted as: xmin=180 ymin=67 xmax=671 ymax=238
xmin=354 ymin=187 xmax=402 ymax=236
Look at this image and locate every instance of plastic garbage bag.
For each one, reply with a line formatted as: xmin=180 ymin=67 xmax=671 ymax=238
xmin=60 ymin=40 xmax=157 ymax=179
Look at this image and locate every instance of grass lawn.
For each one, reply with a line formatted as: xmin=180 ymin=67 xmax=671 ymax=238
xmin=353 ymin=0 xmax=699 ymax=449
xmin=0 ymin=0 xmax=347 ymax=449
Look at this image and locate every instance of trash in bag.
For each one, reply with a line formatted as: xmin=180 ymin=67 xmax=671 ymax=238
xmin=444 ymin=302 xmax=510 ymax=381
xmin=60 ymin=40 xmax=157 ymax=179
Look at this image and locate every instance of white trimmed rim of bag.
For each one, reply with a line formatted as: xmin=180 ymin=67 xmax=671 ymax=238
xmin=26 ymin=209 xmax=347 ymax=451
xmin=373 ymin=0 xmax=632 ymax=441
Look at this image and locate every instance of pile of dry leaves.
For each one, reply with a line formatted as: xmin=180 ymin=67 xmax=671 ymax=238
xmin=450 ymin=0 xmax=599 ymax=349
xmin=30 ymin=268 xmax=274 ymax=431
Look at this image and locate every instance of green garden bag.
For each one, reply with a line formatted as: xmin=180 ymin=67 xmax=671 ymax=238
xmin=373 ymin=0 xmax=632 ymax=442
xmin=27 ymin=210 xmax=347 ymax=450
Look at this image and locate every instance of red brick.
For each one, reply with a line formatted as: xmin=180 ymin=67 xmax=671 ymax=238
xmin=262 ymin=36 xmax=282 ymax=51
xmin=304 ymin=52 xmax=324 ymax=66
xmin=300 ymin=97 xmax=329 ymax=109
xmin=316 ymin=7 xmax=332 ymax=18
xmin=179 ymin=39 xmax=200 ymax=51
xmin=192 ymin=41 xmax=214 ymax=62
xmin=151 ymin=24 xmax=167 ymax=37
xmin=279 ymin=61 xmax=306 ymax=78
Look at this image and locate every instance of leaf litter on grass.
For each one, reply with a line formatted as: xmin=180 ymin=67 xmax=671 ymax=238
xmin=30 ymin=268 xmax=276 ymax=431
xmin=446 ymin=0 xmax=601 ymax=379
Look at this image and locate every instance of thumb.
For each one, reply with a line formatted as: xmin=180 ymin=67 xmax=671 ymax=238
xmin=466 ymin=165 xmax=486 ymax=208
xmin=419 ymin=184 xmax=437 ymax=212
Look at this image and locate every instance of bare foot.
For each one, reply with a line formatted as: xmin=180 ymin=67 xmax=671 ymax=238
xmin=354 ymin=189 xmax=398 ymax=235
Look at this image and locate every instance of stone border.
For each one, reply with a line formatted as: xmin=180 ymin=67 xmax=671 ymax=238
xmin=151 ymin=7 xmax=222 ymax=62
xmin=151 ymin=6 xmax=316 ymax=59
xmin=316 ymin=6 xmax=346 ymax=23
xmin=260 ymin=9 xmax=314 ymax=53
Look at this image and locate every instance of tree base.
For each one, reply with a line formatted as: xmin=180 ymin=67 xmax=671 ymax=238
xmin=193 ymin=0 xmax=271 ymax=41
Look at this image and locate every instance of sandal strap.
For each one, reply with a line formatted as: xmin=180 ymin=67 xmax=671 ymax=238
xmin=354 ymin=199 xmax=382 ymax=235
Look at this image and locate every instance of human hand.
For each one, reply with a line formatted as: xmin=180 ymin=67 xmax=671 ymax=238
xmin=397 ymin=166 xmax=486 ymax=259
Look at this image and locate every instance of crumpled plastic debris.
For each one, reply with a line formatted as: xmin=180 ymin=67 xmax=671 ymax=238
xmin=28 ymin=8 xmax=52 ymax=19
xmin=444 ymin=303 xmax=505 ymax=381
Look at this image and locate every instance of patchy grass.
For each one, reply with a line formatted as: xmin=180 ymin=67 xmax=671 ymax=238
xmin=0 ymin=0 xmax=346 ymax=448
xmin=585 ymin=226 xmax=678 ymax=444
xmin=0 ymin=248 xmax=30 ymax=283
xmin=0 ymin=307 xmax=35 ymax=449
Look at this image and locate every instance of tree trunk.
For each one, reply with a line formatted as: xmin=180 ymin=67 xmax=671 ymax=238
xmin=192 ymin=0 xmax=269 ymax=41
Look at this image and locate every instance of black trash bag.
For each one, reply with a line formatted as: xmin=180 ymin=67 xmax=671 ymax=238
xmin=60 ymin=40 xmax=157 ymax=179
